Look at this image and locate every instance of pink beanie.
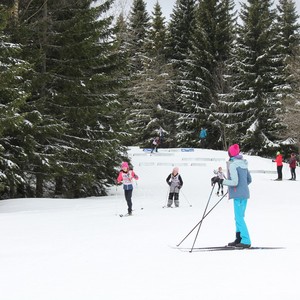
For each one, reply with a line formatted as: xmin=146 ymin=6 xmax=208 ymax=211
xmin=121 ymin=162 xmax=129 ymax=168
xmin=228 ymin=144 xmax=240 ymax=157
xmin=173 ymin=167 xmax=179 ymax=173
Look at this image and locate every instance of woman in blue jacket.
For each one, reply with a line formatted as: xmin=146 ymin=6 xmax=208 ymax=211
xmin=223 ymin=144 xmax=252 ymax=248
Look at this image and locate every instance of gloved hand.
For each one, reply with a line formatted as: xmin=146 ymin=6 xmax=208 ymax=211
xmin=177 ymin=185 xmax=182 ymax=189
xmin=167 ymin=182 xmax=171 ymax=186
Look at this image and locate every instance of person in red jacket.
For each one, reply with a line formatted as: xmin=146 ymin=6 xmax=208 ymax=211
xmin=273 ymin=151 xmax=283 ymax=181
xmin=117 ymin=162 xmax=139 ymax=215
xmin=288 ymin=153 xmax=297 ymax=180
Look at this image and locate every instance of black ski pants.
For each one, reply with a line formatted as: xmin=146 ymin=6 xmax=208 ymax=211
xmin=290 ymin=167 xmax=296 ymax=180
xmin=217 ymin=179 xmax=224 ymax=193
xmin=277 ymin=165 xmax=283 ymax=179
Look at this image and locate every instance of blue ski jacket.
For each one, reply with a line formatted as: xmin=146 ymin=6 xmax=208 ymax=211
xmin=223 ymin=156 xmax=252 ymax=199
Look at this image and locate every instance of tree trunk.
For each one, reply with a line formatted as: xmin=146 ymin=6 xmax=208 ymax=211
xmin=55 ymin=177 xmax=63 ymax=196
xmin=36 ymin=173 xmax=43 ymax=197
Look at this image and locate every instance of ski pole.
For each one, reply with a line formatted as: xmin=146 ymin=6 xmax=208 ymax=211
xmin=114 ymin=184 xmax=120 ymax=216
xmin=178 ymin=186 xmax=229 ymax=249
xmin=181 ymin=190 xmax=192 ymax=207
xmin=176 ymin=192 xmax=228 ymax=247
xmin=163 ymin=187 xmax=170 ymax=208
xmin=177 ymin=183 xmax=216 ymax=247
xmin=189 ymin=191 xmax=228 ymax=252
xmin=134 ymin=181 xmax=144 ymax=210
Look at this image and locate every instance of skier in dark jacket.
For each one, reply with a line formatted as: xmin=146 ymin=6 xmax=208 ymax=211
xmin=288 ymin=153 xmax=297 ymax=180
xmin=151 ymin=137 xmax=160 ymax=153
xmin=166 ymin=167 xmax=183 ymax=207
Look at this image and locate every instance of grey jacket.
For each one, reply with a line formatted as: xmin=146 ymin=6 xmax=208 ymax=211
xmin=166 ymin=173 xmax=183 ymax=193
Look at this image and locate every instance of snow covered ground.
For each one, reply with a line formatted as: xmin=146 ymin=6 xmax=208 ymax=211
xmin=0 ymin=146 xmax=300 ymax=300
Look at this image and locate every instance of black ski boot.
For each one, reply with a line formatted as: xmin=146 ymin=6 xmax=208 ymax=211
xmin=228 ymin=232 xmax=241 ymax=246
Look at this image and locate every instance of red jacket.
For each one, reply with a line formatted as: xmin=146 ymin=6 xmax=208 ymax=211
xmin=274 ymin=154 xmax=283 ymax=166
xmin=289 ymin=157 xmax=297 ymax=168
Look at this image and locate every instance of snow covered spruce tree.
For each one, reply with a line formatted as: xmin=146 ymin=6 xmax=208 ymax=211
xmin=13 ymin=0 xmax=127 ymax=197
xmin=129 ymin=2 xmax=173 ymax=147
xmin=7 ymin=0 xmax=67 ymax=197
xmin=220 ymin=0 xmax=286 ymax=155
xmin=124 ymin=0 xmax=154 ymax=146
xmin=276 ymin=0 xmax=300 ymax=152
xmin=166 ymin=0 xmax=197 ymax=147
xmin=172 ymin=0 xmax=236 ymax=148
xmin=0 ymin=3 xmax=31 ymax=199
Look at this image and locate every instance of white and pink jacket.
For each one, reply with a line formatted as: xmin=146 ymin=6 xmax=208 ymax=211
xmin=117 ymin=170 xmax=139 ymax=190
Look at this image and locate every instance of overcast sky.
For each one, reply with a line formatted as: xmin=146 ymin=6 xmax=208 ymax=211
xmin=117 ymin=0 xmax=300 ymax=20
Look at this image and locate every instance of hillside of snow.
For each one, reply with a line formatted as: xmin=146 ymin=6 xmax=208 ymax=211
xmin=0 ymin=147 xmax=299 ymax=300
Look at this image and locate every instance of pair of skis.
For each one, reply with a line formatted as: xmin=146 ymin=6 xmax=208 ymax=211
xmin=119 ymin=213 xmax=133 ymax=217
xmin=119 ymin=207 xmax=144 ymax=217
xmin=175 ymin=245 xmax=284 ymax=252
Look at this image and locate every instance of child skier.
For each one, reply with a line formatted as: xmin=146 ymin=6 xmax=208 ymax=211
xmin=116 ymin=162 xmax=139 ymax=215
xmin=211 ymin=167 xmax=226 ymax=196
xmin=166 ymin=167 xmax=183 ymax=207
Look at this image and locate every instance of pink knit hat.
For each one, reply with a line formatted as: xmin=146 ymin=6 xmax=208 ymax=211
xmin=228 ymin=144 xmax=240 ymax=157
xmin=121 ymin=162 xmax=129 ymax=169
xmin=173 ymin=167 xmax=179 ymax=173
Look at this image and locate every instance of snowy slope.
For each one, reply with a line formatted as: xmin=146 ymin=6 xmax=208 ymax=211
xmin=0 ymin=147 xmax=299 ymax=300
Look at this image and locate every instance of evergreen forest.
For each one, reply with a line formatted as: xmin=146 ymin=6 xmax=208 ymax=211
xmin=1 ymin=0 xmax=300 ymax=199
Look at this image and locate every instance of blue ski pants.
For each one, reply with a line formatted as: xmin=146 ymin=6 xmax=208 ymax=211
xmin=234 ymin=198 xmax=251 ymax=245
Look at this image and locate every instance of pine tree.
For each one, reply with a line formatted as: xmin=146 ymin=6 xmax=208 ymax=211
xmin=125 ymin=0 xmax=153 ymax=145
xmin=276 ymin=0 xmax=300 ymax=152
xmin=165 ymin=0 xmax=197 ymax=146
xmin=145 ymin=2 xmax=175 ymax=147
xmin=175 ymin=0 xmax=236 ymax=147
xmin=0 ymin=3 xmax=31 ymax=198
xmin=11 ymin=0 xmax=127 ymax=197
xmin=127 ymin=0 xmax=150 ymax=75
xmin=147 ymin=2 xmax=167 ymax=60
xmin=133 ymin=1 xmax=173 ymax=146
xmin=220 ymin=0 xmax=285 ymax=154
xmin=211 ymin=0 xmax=237 ymax=149
xmin=167 ymin=0 xmax=197 ymax=68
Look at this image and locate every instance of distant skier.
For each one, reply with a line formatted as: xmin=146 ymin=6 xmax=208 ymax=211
xmin=151 ymin=136 xmax=160 ymax=153
xmin=166 ymin=167 xmax=183 ymax=207
xmin=116 ymin=162 xmax=139 ymax=215
xmin=211 ymin=167 xmax=226 ymax=196
xmin=272 ymin=151 xmax=283 ymax=181
xmin=223 ymin=144 xmax=252 ymax=248
xmin=199 ymin=127 xmax=207 ymax=147
xmin=159 ymin=127 xmax=164 ymax=147
xmin=288 ymin=153 xmax=297 ymax=180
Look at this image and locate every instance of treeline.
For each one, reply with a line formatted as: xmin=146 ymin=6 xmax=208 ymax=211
xmin=0 ymin=0 xmax=299 ymax=199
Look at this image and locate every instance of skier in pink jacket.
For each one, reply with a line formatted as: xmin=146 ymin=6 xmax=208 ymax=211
xmin=117 ymin=162 xmax=139 ymax=215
